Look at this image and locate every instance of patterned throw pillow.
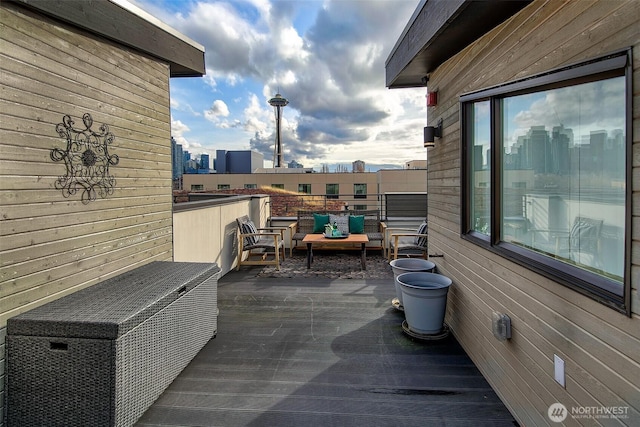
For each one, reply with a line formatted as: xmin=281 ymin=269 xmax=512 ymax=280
xmin=414 ymin=221 xmax=428 ymax=247
xmin=241 ymin=220 xmax=259 ymax=246
xmin=569 ymin=218 xmax=598 ymax=252
xmin=329 ymin=214 xmax=350 ymax=235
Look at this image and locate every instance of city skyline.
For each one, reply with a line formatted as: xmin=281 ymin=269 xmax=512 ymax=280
xmin=134 ymin=0 xmax=427 ymax=171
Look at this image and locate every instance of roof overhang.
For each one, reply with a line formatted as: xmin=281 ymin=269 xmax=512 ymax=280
xmin=385 ymin=0 xmax=531 ymax=88
xmin=11 ymin=0 xmax=205 ymax=77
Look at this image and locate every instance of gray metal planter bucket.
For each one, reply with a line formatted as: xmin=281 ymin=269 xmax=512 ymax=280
xmin=389 ymin=259 xmax=435 ymax=307
xmin=397 ymin=272 xmax=452 ymax=335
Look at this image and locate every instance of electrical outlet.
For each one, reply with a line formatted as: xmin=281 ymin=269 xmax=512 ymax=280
xmin=554 ymin=354 xmax=565 ymax=388
xmin=491 ymin=311 xmax=511 ymax=341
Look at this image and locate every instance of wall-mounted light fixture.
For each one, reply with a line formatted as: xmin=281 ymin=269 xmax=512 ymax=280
xmin=423 ymin=118 xmax=443 ymax=148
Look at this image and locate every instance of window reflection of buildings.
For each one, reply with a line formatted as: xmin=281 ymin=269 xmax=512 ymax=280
xmin=497 ymin=124 xmax=625 ymax=278
xmin=473 ymin=124 xmax=625 ymax=237
xmin=501 ymin=125 xmax=624 ymax=192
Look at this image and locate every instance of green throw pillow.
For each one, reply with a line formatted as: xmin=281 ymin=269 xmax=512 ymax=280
xmin=349 ymin=215 xmax=365 ymax=234
xmin=313 ymin=213 xmax=330 ymax=233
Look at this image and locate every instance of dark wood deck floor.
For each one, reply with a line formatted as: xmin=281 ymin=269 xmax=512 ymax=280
xmin=136 ymin=265 xmax=517 ymax=426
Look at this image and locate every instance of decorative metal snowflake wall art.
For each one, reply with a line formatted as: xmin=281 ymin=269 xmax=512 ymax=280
xmin=50 ymin=113 xmax=119 ymax=204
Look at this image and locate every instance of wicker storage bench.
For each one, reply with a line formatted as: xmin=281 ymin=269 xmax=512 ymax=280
xmin=7 ymin=261 xmax=220 ymax=427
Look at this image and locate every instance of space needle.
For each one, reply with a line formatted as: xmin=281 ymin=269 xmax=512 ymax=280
xmin=268 ymin=92 xmax=289 ymax=168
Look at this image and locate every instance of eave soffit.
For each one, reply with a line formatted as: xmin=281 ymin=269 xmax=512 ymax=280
xmin=386 ymin=0 xmax=532 ymax=89
xmin=11 ymin=0 xmax=205 ymax=77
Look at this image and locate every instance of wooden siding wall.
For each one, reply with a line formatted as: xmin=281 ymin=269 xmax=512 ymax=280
xmin=0 ymin=3 xmax=174 ymax=419
xmin=426 ymin=1 xmax=639 ymax=426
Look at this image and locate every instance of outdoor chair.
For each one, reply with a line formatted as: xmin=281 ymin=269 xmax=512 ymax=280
xmin=236 ymin=216 xmax=286 ymax=270
xmin=387 ymin=221 xmax=428 ymax=260
xmin=531 ymin=216 xmax=603 ymax=267
xmin=565 ymin=216 xmax=604 ymax=266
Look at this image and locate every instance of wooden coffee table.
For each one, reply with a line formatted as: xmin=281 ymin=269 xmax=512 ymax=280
xmin=302 ymin=234 xmax=369 ymax=270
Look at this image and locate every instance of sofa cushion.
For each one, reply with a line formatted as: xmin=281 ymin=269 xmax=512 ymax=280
xmin=349 ymin=215 xmax=365 ymax=234
xmin=366 ymin=232 xmax=383 ymax=241
xmin=313 ymin=213 xmax=330 ymax=233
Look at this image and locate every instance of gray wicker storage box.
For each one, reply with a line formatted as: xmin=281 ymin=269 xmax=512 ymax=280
xmin=7 ymin=261 xmax=220 ymax=427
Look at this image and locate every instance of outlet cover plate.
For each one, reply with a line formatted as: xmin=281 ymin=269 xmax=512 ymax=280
xmin=554 ymin=354 xmax=565 ymax=388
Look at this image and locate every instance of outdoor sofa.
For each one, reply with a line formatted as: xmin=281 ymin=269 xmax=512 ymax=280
xmin=291 ymin=209 xmax=386 ymax=255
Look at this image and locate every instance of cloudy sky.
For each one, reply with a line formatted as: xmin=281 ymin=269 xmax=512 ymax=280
xmin=133 ymin=0 xmax=426 ymax=171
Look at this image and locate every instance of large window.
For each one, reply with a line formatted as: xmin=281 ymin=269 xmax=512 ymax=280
xmin=462 ymin=50 xmax=630 ymax=313
xmin=326 ymin=184 xmax=339 ymax=199
xmin=469 ymin=101 xmax=491 ymax=235
xmin=298 ymin=184 xmax=311 ymax=194
xmin=354 ymin=183 xmax=367 ymax=199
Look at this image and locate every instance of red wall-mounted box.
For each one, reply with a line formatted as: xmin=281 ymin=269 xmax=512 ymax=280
xmin=426 ymin=91 xmax=437 ymax=107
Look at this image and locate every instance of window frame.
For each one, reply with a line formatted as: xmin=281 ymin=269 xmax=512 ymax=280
xmin=460 ymin=49 xmax=632 ymax=315
xmin=298 ymin=183 xmax=311 ymax=194
xmin=354 ymin=183 xmax=367 ymax=199
xmin=326 ymin=183 xmax=339 ymax=199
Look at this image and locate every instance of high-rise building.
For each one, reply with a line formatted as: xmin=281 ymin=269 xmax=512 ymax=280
xmin=215 ymin=150 xmax=263 ymax=173
xmin=182 ymin=151 xmax=190 ymax=172
xmin=171 ymin=137 xmax=183 ymax=180
xmin=200 ymin=153 xmax=210 ymax=171
xmin=185 ymin=159 xmax=198 ymax=173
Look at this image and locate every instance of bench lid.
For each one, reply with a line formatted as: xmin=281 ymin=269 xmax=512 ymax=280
xmin=7 ymin=261 xmax=220 ymax=339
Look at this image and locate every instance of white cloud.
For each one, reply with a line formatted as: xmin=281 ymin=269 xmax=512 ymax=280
xmin=204 ymin=100 xmax=232 ymax=126
xmin=171 ymin=119 xmax=189 ymax=137
xmin=151 ymin=0 xmax=425 ymax=168
xmin=243 ymin=93 xmax=270 ymax=133
xmin=276 ymin=26 xmax=308 ymax=61
xmin=211 ymin=100 xmax=230 ymax=117
xmin=202 ymin=72 xmax=218 ymax=90
xmin=171 ymin=119 xmax=199 ymax=150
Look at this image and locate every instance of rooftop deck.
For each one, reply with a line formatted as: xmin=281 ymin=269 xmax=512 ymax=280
xmin=136 ymin=252 xmax=517 ymax=426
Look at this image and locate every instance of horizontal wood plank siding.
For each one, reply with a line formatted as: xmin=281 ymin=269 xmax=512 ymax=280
xmin=0 ymin=2 xmax=174 ymax=325
xmin=426 ymin=0 xmax=640 ymax=425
